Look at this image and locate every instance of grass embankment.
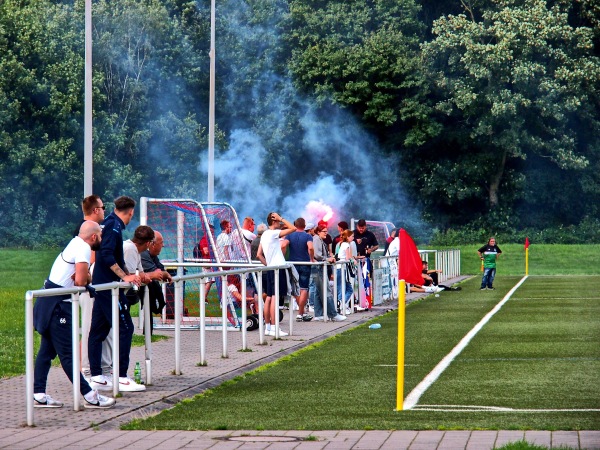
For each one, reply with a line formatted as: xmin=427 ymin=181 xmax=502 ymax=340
xmin=453 ymin=244 xmax=600 ymax=276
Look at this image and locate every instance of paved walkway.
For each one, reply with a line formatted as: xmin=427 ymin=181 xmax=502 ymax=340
xmin=2 ymin=278 xmax=598 ymax=449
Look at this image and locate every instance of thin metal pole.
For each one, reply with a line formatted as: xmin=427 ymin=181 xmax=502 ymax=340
xmin=25 ymin=293 xmax=34 ymax=426
xmin=322 ymin=264 xmax=328 ymax=318
xmin=274 ymin=269 xmax=280 ymax=338
xmin=143 ymin=287 xmax=152 ymax=385
xmin=72 ymin=294 xmax=81 ymax=411
xmin=221 ymin=275 xmax=228 ymax=357
xmin=241 ymin=273 xmax=248 ymax=350
xmin=111 ymin=288 xmax=120 ymax=397
xmin=84 ymin=0 xmax=93 ymax=196
xmin=199 ymin=278 xmax=206 ymax=365
xmin=207 ymin=0 xmax=216 ymax=202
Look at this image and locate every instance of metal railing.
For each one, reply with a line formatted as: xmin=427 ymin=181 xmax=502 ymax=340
xmin=24 ymin=249 xmax=460 ymax=426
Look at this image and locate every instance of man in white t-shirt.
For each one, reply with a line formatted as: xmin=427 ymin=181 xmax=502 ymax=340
xmin=216 ymin=219 xmax=233 ymax=262
xmin=121 ymin=225 xmax=168 ymax=391
xmin=257 ymin=212 xmax=295 ymax=336
xmin=33 ymin=220 xmax=115 ymax=409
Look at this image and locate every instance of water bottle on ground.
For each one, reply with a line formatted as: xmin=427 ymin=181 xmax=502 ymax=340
xmin=134 ymin=362 xmax=142 ymax=384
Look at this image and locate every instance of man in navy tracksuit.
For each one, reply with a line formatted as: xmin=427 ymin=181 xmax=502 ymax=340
xmin=33 ymin=220 xmax=115 ymax=409
xmin=88 ymin=196 xmax=143 ymax=392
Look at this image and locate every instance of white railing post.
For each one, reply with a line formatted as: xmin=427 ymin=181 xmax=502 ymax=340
xmin=111 ymin=287 xmax=120 ymax=397
xmin=71 ymin=293 xmax=80 ymax=411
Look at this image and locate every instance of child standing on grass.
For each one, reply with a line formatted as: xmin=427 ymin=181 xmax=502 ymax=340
xmin=478 ymin=237 xmax=502 ymax=290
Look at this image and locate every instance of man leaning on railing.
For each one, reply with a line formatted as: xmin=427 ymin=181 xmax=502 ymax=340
xmin=32 ymin=220 xmax=116 ymax=409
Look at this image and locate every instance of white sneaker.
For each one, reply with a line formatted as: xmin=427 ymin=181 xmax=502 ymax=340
xmin=119 ymin=376 xmax=146 ymax=392
xmin=308 ymin=306 xmax=314 ymax=312
xmin=345 ymin=308 xmax=352 ymax=315
xmin=84 ymin=390 xmax=116 ymax=409
xmin=264 ymin=328 xmax=274 ymax=336
xmin=90 ymin=375 xmax=113 ymax=391
xmin=34 ymin=393 xmax=63 ymax=408
xmin=273 ymin=328 xmax=288 ymax=337
xmin=332 ymin=314 xmax=347 ymax=322
xmin=313 ymin=316 xmax=324 ymax=321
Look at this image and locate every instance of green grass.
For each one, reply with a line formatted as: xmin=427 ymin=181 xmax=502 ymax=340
xmin=0 ymin=249 xmax=55 ymax=378
xmin=0 ymin=249 xmax=167 ymax=378
xmin=448 ymin=244 xmax=600 ymax=276
xmin=122 ymin=275 xmax=600 ymax=431
xmin=495 ymin=442 xmax=570 ymax=450
xmin=3 ymin=247 xmax=600 ymax=431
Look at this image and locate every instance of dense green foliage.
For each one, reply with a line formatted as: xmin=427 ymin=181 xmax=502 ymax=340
xmin=0 ymin=0 xmax=598 ymax=247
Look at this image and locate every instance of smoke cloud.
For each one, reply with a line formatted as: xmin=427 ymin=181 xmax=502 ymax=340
xmin=196 ymin=0 xmax=421 ymax=231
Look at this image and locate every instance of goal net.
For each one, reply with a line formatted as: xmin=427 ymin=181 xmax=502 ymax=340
xmin=140 ymin=197 xmax=256 ymax=330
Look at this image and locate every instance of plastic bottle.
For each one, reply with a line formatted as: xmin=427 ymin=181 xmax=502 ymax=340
xmin=132 ymin=269 xmax=139 ymax=291
xmin=369 ymin=323 xmax=381 ymax=329
xmin=134 ymin=362 xmax=142 ymax=384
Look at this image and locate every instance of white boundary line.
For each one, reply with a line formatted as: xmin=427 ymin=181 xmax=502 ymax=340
xmin=403 ymin=275 xmax=529 ymax=410
xmin=412 ymin=404 xmax=600 ymax=413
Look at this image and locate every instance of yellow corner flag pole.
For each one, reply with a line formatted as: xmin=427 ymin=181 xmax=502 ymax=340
xmin=396 ymin=280 xmax=406 ymax=411
xmin=525 ymin=236 xmax=530 ymax=276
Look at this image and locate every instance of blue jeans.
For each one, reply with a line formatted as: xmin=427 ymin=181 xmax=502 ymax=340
xmin=88 ymin=290 xmax=134 ymax=378
xmin=481 ymin=267 xmax=496 ymax=289
xmin=336 ymin=268 xmax=353 ymax=306
xmin=311 ymin=266 xmax=337 ymax=318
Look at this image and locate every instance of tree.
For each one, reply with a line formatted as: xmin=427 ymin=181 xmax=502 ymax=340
xmin=285 ymin=0 xmax=438 ymax=148
xmin=0 ymin=0 xmax=85 ymax=246
xmin=422 ymin=0 xmax=600 ymax=216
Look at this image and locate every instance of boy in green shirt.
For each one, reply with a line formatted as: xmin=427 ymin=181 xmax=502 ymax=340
xmin=478 ymin=237 xmax=502 ymax=290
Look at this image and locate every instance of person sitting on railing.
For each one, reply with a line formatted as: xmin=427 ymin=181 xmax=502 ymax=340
xmin=33 ymin=220 xmax=116 ymax=409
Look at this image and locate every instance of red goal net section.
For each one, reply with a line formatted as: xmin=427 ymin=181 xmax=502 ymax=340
xmin=140 ymin=197 xmax=255 ymax=330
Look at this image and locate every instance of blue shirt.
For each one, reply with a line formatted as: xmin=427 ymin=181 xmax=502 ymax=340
xmin=285 ymin=231 xmax=312 ymax=262
xmin=92 ymin=212 xmax=127 ymax=284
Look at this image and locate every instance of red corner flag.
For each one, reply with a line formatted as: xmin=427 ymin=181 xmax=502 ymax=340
xmin=399 ymin=229 xmax=423 ymax=286
xmin=525 ymin=237 xmax=530 ymax=249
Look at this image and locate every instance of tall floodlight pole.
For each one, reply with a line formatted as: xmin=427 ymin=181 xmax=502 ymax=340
xmin=207 ymin=0 xmax=216 ymax=202
xmin=83 ymin=0 xmax=93 ymax=196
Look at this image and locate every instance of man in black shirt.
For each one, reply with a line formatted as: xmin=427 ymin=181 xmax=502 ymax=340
xmin=353 ymin=219 xmax=379 ymax=257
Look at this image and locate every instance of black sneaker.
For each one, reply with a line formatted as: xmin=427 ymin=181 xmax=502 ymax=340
xmin=480 ymin=287 xmax=487 ymax=291
xmin=488 ymin=287 xmax=495 ymax=290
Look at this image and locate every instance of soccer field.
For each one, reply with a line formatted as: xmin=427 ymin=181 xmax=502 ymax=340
xmin=408 ymin=275 xmax=600 ymax=414
xmin=126 ymin=275 xmax=600 ymax=431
